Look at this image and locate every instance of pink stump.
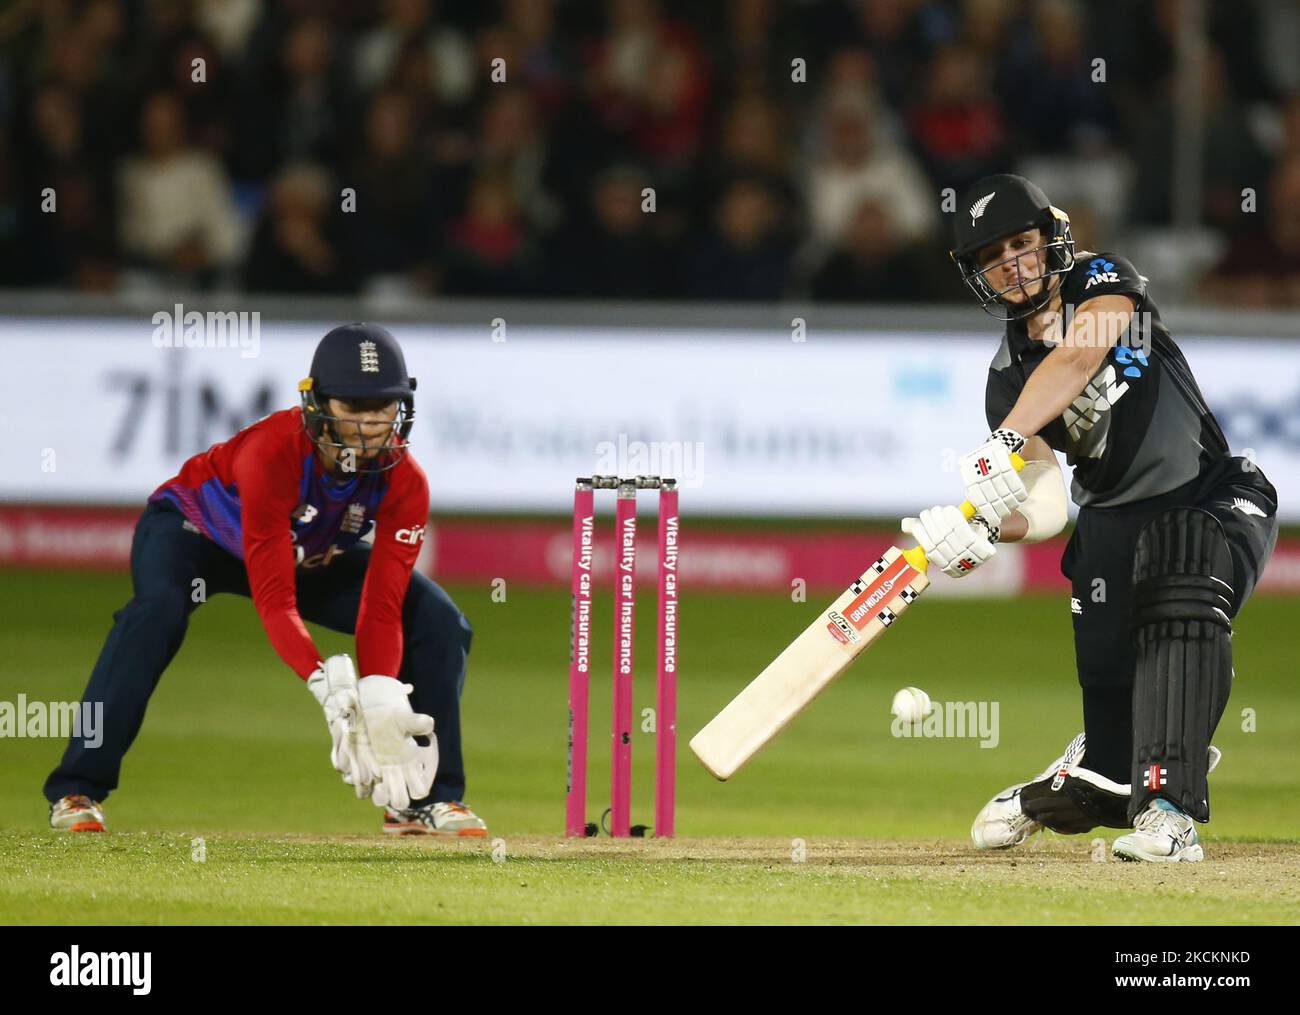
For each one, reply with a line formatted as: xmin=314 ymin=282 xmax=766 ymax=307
xmin=565 ymin=480 xmax=595 ymax=837
xmin=655 ymin=481 xmax=679 ymax=837
xmin=610 ymin=481 xmax=637 ymax=837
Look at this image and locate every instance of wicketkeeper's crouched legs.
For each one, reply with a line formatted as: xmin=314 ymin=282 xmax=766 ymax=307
xmin=398 ymin=572 xmax=473 ymax=806
xmin=43 ymin=501 xmax=243 ymax=803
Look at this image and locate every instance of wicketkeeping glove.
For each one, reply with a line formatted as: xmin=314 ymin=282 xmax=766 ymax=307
xmin=307 ymin=654 xmax=379 ymax=798
xmin=901 ymin=505 xmax=997 ymax=579
xmin=357 ymin=675 xmax=438 ymax=810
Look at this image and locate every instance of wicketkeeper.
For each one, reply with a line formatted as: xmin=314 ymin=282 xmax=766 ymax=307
xmin=45 ymin=323 xmax=486 ymax=837
xmin=900 ymin=175 xmax=1278 ymax=862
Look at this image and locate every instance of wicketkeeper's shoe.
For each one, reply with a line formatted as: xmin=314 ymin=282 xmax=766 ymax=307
xmin=383 ymin=801 xmax=488 ymax=837
xmin=970 ymin=733 xmax=1087 ymax=849
xmin=49 ymin=795 xmax=105 ymax=832
xmin=1112 ymin=798 xmax=1203 ymax=863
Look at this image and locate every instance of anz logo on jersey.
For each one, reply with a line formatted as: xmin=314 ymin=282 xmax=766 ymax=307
xmin=1061 ymin=342 xmax=1152 ymax=448
xmin=1114 ymin=344 xmax=1148 ymax=378
xmin=1064 ymin=365 xmax=1129 ymax=444
xmin=1083 ymin=257 xmax=1119 ymax=289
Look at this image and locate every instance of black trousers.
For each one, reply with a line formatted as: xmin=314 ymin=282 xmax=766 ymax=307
xmin=44 ymin=500 xmax=474 ymax=807
xmin=1061 ymin=456 xmax=1279 ymax=786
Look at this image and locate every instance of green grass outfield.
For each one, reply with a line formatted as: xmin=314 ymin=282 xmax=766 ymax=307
xmin=2 ymin=569 xmax=1298 ymax=924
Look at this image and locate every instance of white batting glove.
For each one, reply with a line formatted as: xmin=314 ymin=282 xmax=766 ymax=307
xmin=306 ymin=654 xmax=379 ymax=798
xmin=357 ymin=675 xmax=438 ymax=810
xmin=958 ymin=429 xmax=1028 ymax=525
xmin=901 ymin=505 xmax=997 ymax=579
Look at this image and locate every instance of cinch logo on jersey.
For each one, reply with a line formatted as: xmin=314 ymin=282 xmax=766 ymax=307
xmin=1083 ymin=257 xmax=1119 ymax=289
xmin=395 ymin=525 xmax=425 ymax=545
xmin=1143 ymin=764 xmax=1168 ymax=789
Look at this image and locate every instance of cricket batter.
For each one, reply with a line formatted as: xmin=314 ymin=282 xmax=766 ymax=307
xmin=900 ymin=175 xmax=1278 ymax=861
xmin=45 ymin=323 xmax=486 ymax=837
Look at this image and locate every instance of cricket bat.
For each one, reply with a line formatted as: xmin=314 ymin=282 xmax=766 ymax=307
xmin=689 ymin=455 xmax=1024 ymax=780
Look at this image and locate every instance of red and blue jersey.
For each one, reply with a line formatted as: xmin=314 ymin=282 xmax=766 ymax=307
xmin=149 ymin=408 xmax=429 ymax=680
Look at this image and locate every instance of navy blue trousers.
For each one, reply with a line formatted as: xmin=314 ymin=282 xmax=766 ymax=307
xmin=44 ymin=500 xmax=473 ymax=807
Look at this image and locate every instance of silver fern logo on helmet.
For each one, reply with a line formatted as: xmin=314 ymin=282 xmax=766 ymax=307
xmin=359 ymin=340 xmax=379 ymax=373
xmin=969 ymin=192 xmax=996 ymax=226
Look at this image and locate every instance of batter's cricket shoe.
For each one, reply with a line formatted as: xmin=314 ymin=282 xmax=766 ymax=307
xmin=49 ymin=795 xmax=105 ymax=832
xmin=970 ymin=733 xmax=1087 ymax=849
xmin=1113 ymin=798 xmax=1203 ymax=863
xmin=383 ymin=801 xmax=488 ymax=837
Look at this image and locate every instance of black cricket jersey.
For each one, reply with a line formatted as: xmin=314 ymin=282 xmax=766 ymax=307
xmin=984 ymin=251 xmax=1231 ymax=508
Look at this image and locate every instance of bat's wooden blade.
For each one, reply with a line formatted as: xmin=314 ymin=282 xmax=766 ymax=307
xmin=689 ymin=547 xmax=929 ymax=780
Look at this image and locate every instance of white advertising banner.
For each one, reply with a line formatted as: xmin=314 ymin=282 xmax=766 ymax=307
xmin=3 ymin=316 xmax=1297 ymax=518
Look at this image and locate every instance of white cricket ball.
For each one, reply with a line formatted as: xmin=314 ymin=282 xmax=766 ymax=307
xmin=891 ymin=686 xmax=933 ymax=723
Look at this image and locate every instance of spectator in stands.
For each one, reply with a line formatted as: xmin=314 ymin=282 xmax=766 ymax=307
xmin=808 ymin=197 xmax=930 ymax=302
xmin=545 ymin=164 xmax=671 ymax=298
xmin=1128 ymin=45 xmax=1273 ymax=233
xmin=906 ymin=44 xmax=1006 ymax=194
xmin=693 ymin=93 xmax=795 ymax=225
xmin=243 ymin=163 xmax=356 ymax=294
xmin=1277 ymin=93 xmax=1300 ymax=163
xmin=999 ymin=0 xmax=1115 ymax=154
xmin=712 ymin=0 xmax=813 ymax=98
xmin=1201 ymin=157 xmax=1300 ymax=306
xmin=836 ymin=0 xmax=935 ymax=109
xmin=2 ymin=0 xmax=1296 ymax=304
xmin=474 ymin=87 xmax=563 ymax=234
xmin=22 ymin=83 xmax=118 ymax=288
xmin=117 ymin=91 xmax=242 ymax=287
xmin=477 ymin=0 xmax=576 ymax=122
xmin=686 ymin=174 xmax=794 ymax=300
xmin=588 ymin=0 xmax=710 ymax=173
xmin=714 ymin=94 xmax=793 ymax=180
xmin=959 ymin=0 xmax=1016 ymax=62
xmin=804 ymin=94 xmax=935 ymax=251
xmin=342 ymin=90 xmax=440 ymax=294
xmin=352 ymin=0 xmax=475 ymax=108
xmin=230 ymin=16 xmax=345 ymax=184
xmin=441 ymin=170 xmax=542 ymax=296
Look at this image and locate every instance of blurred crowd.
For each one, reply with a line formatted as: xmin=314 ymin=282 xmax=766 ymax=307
xmin=2 ymin=0 xmax=1300 ymax=305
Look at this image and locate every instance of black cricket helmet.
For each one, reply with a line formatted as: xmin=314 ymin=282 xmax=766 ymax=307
xmin=299 ymin=323 xmax=417 ymax=473
xmin=950 ymin=174 xmax=1075 ymax=321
